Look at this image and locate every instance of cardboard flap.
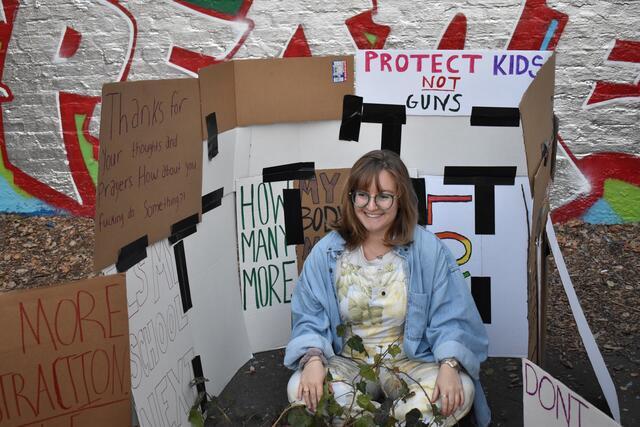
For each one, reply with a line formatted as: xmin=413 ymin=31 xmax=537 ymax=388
xmin=199 ymin=56 xmax=354 ymax=132
xmin=199 ymin=61 xmax=238 ymax=136
xmin=235 ymin=56 xmax=354 ymax=125
xmin=519 ymin=53 xmax=556 ymax=187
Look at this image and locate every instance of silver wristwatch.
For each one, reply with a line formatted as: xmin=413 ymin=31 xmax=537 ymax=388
xmin=440 ymin=358 xmax=461 ymax=371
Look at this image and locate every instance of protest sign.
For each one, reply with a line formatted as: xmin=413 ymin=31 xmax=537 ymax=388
xmin=236 ymin=175 xmax=298 ymax=352
xmin=421 ymin=175 xmax=530 ymax=357
xmin=295 ymin=168 xmax=350 ymax=268
xmin=0 ymin=275 xmax=130 ymax=427
xmin=523 ymin=359 xmax=620 ymax=427
xmin=105 ymin=239 xmax=196 ymax=427
xmin=356 ymin=50 xmax=553 ymax=115
xmin=95 ymin=78 xmax=203 ymax=270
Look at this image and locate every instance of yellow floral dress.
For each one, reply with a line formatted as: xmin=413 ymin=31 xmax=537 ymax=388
xmin=335 ymin=246 xmax=407 ymax=362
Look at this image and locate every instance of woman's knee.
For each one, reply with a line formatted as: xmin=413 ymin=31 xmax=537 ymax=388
xmin=287 ymin=370 xmax=302 ymax=403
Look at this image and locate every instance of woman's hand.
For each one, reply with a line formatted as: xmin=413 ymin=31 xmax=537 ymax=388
xmin=297 ymin=357 xmax=326 ymax=412
xmin=431 ymin=364 xmax=464 ymax=417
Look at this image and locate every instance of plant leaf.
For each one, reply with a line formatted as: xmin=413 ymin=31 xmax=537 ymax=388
xmin=388 ymin=345 xmax=401 ymax=358
xmin=188 ymin=407 xmax=205 ymax=427
xmin=287 ymin=406 xmax=313 ymax=427
xmin=327 ymin=397 xmax=343 ymax=417
xmin=358 ymin=364 xmax=377 ymax=382
xmin=346 ymin=335 xmax=366 ymax=355
xmin=356 ymin=394 xmax=377 ymax=413
xmin=356 ymin=379 xmax=368 ymax=394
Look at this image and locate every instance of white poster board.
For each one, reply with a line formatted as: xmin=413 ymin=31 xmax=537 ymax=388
xmin=356 ymin=50 xmax=552 ymax=115
xmin=235 ymin=175 xmax=299 ymax=352
xmin=182 ymin=193 xmax=252 ymax=396
xmin=105 ymin=198 xmax=252 ymax=425
xmin=106 ymin=240 xmax=196 ymax=427
xmin=523 ymin=359 xmax=620 ymax=427
xmin=421 ymin=175 xmax=530 ymax=357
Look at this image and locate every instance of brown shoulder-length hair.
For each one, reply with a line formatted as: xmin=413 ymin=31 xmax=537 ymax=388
xmin=333 ymin=150 xmax=418 ymax=249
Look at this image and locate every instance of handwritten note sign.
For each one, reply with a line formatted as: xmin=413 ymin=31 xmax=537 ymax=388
xmin=0 ymin=275 xmax=130 ymax=427
xmin=523 ymin=359 xmax=620 ymax=427
xmin=236 ymin=176 xmax=298 ymax=352
xmin=295 ymin=168 xmax=350 ymax=269
xmin=95 ymin=78 xmax=202 ymax=270
xmin=356 ymin=50 xmax=552 ymax=115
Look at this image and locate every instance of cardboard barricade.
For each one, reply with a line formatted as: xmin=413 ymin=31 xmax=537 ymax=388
xmin=81 ymin=52 xmax=618 ymax=425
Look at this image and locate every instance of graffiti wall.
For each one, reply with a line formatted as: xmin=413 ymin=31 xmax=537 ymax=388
xmin=0 ymin=0 xmax=638 ymax=223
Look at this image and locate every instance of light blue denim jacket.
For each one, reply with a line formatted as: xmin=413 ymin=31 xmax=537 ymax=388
xmin=284 ymin=226 xmax=491 ymax=427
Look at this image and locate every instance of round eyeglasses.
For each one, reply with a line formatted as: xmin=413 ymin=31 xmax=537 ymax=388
xmin=350 ymin=191 xmax=397 ymax=210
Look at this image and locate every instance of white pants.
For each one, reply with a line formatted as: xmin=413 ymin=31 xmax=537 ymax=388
xmin=288 ymin=355 xmax=474 ymax=426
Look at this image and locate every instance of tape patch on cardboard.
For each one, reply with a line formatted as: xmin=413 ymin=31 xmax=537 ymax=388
xmin=202 ymin=187 xmax=224 ymax=214
xmin=116 ymin=235 xmax=148 ymax=272
xmin=169 ymin=213 xmax=199 ymax=244
xmin=470 ymin=106 xmax=520 ymax=127
xmin=283 ymin=189 xmax=305 ymax=245
xmin=174 ymin=240 xmax=192 ymax=313
xmin=263 ymin=162 xmax=316 ymax=183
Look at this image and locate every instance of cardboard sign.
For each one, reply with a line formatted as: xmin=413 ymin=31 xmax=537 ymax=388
xmin=421 ymin=175 xmax=529 ymax=357
xmin=523 ymin=359 xmax=620 ymax=427
xmin=295 ymin=168 xmax=350 ymax=269
xmin=356 ymin=50 xmax=553 ymax=115
xmin=95 ymin=78 xmax=203 ymax=270
xmin=0 ymin=275 xmax=131 ymax=427
xmin=236 ymin=175 xmax=298 ymax=352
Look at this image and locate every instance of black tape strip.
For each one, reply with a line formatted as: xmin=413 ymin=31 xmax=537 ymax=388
xmin=470 ymin=106 xmax=520 ymax=127
xmin=381 ymin=123 xmax=402 ymax=154
xmin=471 ymin=276 xmax=491 ymax=324
xmin=206 ymin=112 xmax=219 ymax=160
xmin=283 ymin=189 xmax=304 ymax=245
xmin=116 ymin=235 xmax=148 ymax=273
xmin=263 ymin=162 xmax=315 ymax=183
xmin=191 ymin=355 xmax=207 ymax=412
xmin=169 ymin=213 xmax=199 ymax=244
xmin=443 ymin=166 xmax=517 ymax=185
xmin=361 ymin=103 xmax=406 ymax=124
xmin=444 ymin=166 xmax=516 ymax=235
xmin=339 ymin=95 xmax=363 ymax=141
xmin=202 ymin=187 xmax=224 ymax=214
xmin=474 ymin=185 xmax=495 ymax=235
xmin=363 ymin=103 xmax=406 ymax=154
xmin=174 ymin=240 xmax=192 ymax=313
xmin=411 ymin=178 xmax=427 ymax=226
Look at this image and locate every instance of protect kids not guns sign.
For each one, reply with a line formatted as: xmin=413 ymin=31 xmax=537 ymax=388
xmin=355 ymin=50 xmax=552 ymax=115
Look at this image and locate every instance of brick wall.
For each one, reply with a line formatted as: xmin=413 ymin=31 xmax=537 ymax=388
xmin=0 ymin=0 xmax=638 ymax=222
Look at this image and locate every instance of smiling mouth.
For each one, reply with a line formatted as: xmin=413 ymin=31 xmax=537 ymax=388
xmin=364 ymin=212 xmax=383 ymax=218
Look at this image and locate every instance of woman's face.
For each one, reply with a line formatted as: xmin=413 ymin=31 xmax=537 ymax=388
xmin=354 ymin=170 xmax=399 ymax=240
